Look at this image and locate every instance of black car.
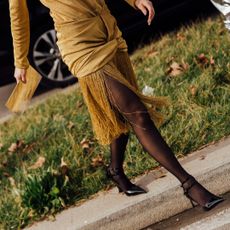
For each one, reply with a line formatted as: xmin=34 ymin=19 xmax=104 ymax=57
xmin=0 ymin=0 xmax=215 ymax=88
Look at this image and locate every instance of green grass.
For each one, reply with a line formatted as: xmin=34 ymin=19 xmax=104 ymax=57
xmin=0 ymin=16 xmax=230 ymax=229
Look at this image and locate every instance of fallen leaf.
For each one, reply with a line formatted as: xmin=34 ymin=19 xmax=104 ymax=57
xmin=189 ymin=85 xmax=197 ymax=96
xmin=8 ymin=143 xmax=18 ymax=153
xmin=53 ymin=114 xmax=65 ymax=122
xmin=158 ymin=174 xmax=167 ymax=178
xmin=28 ymin=156 xmax=46 ymax=170
xmin=145 ymin=48 xmax=159 ymax=58
xmin=2 ymin=160 xmax=7 ymax=167
xmin=0 ymin=143 xmax=3 ymax=150
xmin=76 ymin=101 xmax=84 ymax=108
xmin=67 ymin=121 xmax=75 ymax=130
xmin=60 ymin=157 xmax=69 ymax=175
xmin=80 ymin=138 xmax=90 ymax=149
xmin=155 ymin=169 xmax=167 ymax=178
xmin=23 ymin=143 xmax=36 ymax=154
xmin=28 ymin=209 xmax=36 ymax=218
xmin=199 ymin=155 xmax=206 ymax=160
xmin=144 ymin=67 xmax=152 ymax=73
xmin=91 ymin=154 xmax=104 ymax=167
xmin=166 ymin=62 xmax=183 ymax=77
xmin=3 ymin=172 xmax=10 ymax=177
xmin=197 ymin=53 xmax=209 ymax=66
xmin=210 ymin=56 xmax=215 ymax=65
xmin=176 ymin=33 xmax=186 ymax=41
xmin=104 ymin=184 xmax=113 ymax=191
xmin=8 ymin=177 xmax=16 ymax=188
xmin=17 ymin=140 xmax=24 ymax=148
xmin=8 ymin=140 xmax=24 ymax=154
xmin=181 ymin=60 xmax=190 ymax=71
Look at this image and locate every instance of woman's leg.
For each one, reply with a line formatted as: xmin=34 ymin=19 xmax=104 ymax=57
xmin=110 ymin=133 xmax=129 ymax=169
xmin=104 ymin=75 xmax=220 ymax=206
xmin=109 ymin=133 xmax=138 ymax=190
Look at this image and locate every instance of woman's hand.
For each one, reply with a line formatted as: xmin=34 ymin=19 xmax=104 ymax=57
xmin=14 ymin=67 xmax=27 ymax=84
xmin=134 ymin=0 xmax=155 ymax=26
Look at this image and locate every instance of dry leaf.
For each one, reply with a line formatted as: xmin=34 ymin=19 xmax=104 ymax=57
xmin=166 ymin=60 xmax=190 ymax=77
xmin=144 ymin=67 xmax=152 ymax=73
xmin=0 ymin=143 xmax=3 ymax=150
xmin=189 ymin=85 xmax=197 ymax=96
xmin=3 ymin=172 xmax=10 ymax=177
xmin=210 ymin=56 xmax=215 ymax=65
xmin=91 ymin=154 xmax=104 ymax=167
xmin=199 ymin=155 xmax=206 ymax=160
xmin=197 ymin=53 xmax=209 ymax=66
xmin=53 ymin=114 xmax=65 ymax=122
xmin=2 ymin=160 xmax=7 ymax=167
xmin=80 ymin=138 xmax=90 ymax=149
xmin=60 ymin=157 xmax=69 ymax=175
xmin=67 ymin=121 xmax=75 ymax=130
xmin=155 ymin=168 xmax=167 ymax=178
xmin=145 ymin=48 xmax=159 ymax=58
xmin=76 ymin=101 xmax=84 ymax=108
xmin=28 ymin=156 xmax=46 ymax=170
xmin=181 ymin=60 xmax=190 ymax=71
xmin=8 ymin=140 xmax=24 ymax=154
xmin=158 ymin=174 xmax=167 ymax=178
xmin=167 ymin=62 xmax=183 ymax=77
xmin=23 ymin=143 xmax=36 ymax=154
xmin=176 ymin=33 xmax=186 ymax=41
xmin=17 ymin=140 xmax=24 ymax=148
xmin=8 ymin=177 xmax=16 ymax=188
xmin=8 ymin=143 xmax=18 ymax=153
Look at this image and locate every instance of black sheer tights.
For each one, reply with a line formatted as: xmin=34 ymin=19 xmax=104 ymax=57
xmin=105 ymin=75 xmax=217 ymax=206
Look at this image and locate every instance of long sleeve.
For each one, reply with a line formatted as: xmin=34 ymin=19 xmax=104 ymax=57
xmin=124 ymin=0 xmax=138 ymax=9
xmin=9 ymin=0 xmax=30 ymax=69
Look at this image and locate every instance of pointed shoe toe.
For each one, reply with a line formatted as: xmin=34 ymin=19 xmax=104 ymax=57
xmin=119 ymin=184 xmax=147 ymax=196
xmin=203 ymin=196 xmax=225 ymax=211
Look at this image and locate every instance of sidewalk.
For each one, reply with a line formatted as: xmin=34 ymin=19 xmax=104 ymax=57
xmin=26 ymin=136 xmax=230 ymax=230
xmin=0 ymin=83 xmax=78 ymax=124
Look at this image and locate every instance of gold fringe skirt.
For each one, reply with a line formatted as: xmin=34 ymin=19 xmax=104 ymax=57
xmin=78 ymin=51 xmax=169 ymax=146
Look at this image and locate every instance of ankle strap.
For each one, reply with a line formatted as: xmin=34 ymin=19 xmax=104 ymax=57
xmin=181 ymin=175 xmax=196 ymax=191
xmin=107 ymin=166 xmax=124 ymax=176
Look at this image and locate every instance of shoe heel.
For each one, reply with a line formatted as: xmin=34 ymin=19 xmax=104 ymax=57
xmin=118 ymin=187 xmax=123 ymax=193
xmin=188 ymin=196 xmax=196 ymax=207
xmin=184 ymin=192 xmax=196 ymax=208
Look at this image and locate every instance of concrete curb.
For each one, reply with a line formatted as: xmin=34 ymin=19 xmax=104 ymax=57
xmin=27 ymin=136 xmax=230 ymax=230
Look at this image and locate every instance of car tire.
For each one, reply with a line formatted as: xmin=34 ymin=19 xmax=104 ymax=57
xmin=29 ymin=25 xmax=77 ymax=88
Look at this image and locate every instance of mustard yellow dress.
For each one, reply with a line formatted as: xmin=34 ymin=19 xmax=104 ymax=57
xmin=9 ymin=0 xmax=168 ymax=145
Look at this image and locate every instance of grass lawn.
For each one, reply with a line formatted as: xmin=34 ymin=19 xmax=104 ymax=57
xmin=0 ymin=15 xmax=229 ymax=229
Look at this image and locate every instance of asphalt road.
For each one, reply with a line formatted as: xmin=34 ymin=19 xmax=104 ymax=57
xmin=144 ymin=191 xmax=230 ymax=230
xmin=0 ymin=83 xmax=16 ymax=119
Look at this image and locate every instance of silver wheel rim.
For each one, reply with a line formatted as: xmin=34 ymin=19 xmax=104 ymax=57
xmin=32 ymin=29 xmax=74 ymax=83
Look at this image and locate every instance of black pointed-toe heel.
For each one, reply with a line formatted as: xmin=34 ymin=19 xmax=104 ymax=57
xmin=181 ymin=175 xmax=225 ymax=211
xmin=106 ymin=165 xmax=147 ymax=196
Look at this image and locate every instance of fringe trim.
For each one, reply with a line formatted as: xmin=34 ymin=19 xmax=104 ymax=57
xmin=78 ymin=73 xmax=130 ymax=146
xmin=78 ymin=51 xmax=170 ymax=145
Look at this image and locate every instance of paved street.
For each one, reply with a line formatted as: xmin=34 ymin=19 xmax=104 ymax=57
xmin=0 ymin=82 xmax=78 ymax=123
xmin=0 ymin=83 xmax=58 ymax=120
xmin=144 ymin=191 xmax=230 ymax=230
xmin=0 ymin=83 xmax=16 ymax=119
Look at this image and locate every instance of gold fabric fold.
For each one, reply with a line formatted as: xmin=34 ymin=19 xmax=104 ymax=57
xmin=9 ymin=0 xmax=137 ymax=75
xmin=5 ymin=65 xmax=42 ymax=113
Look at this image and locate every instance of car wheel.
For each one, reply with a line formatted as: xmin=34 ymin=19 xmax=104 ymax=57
xmin=30 ymin=26 xmax=77 ymax=88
